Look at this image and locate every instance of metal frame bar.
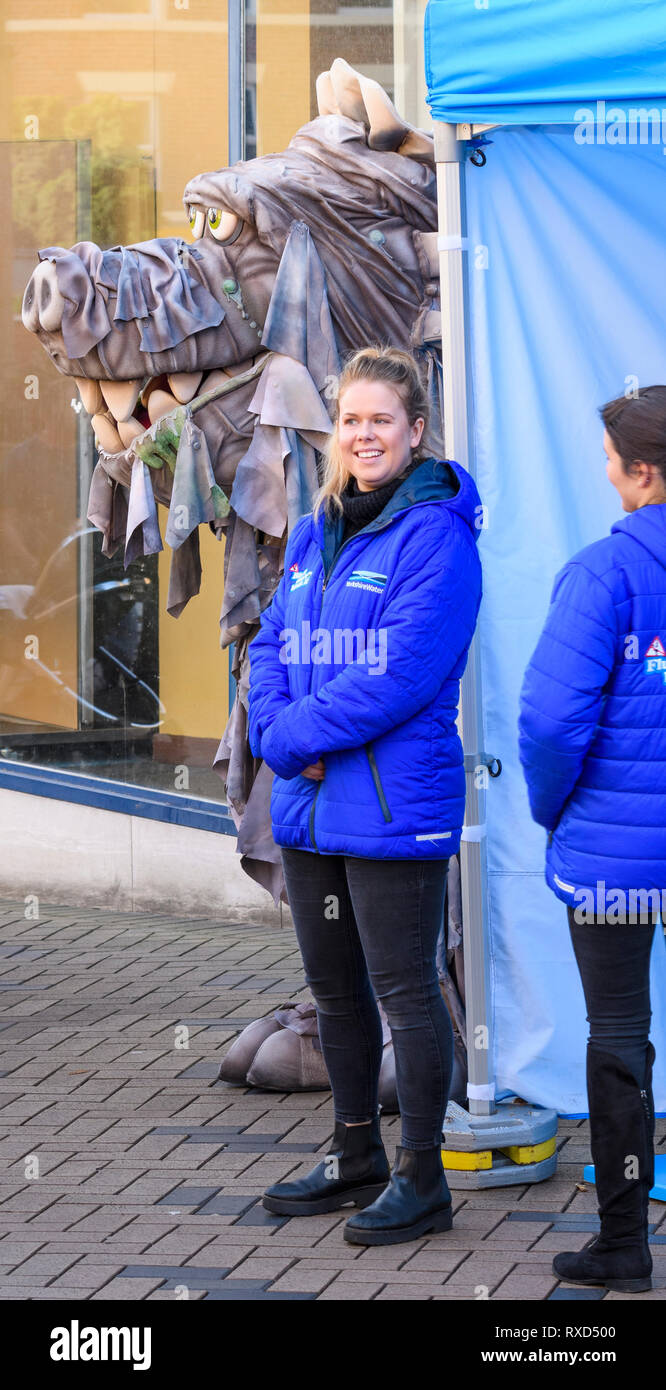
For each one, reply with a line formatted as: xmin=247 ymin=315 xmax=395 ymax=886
xmin=434 ymin=121 xmax=494 ymax=1118
xmin=227 ymin=0 xmax=246 ymax=715
xmin=228 ymin=0 xmax=245 ymax=165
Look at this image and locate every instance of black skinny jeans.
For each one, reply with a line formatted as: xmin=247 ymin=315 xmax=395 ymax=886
xmin=280 ymin=847 xmax=453 ymax=1150
xmin=566 ymin=906 xmax=658 ymax=1088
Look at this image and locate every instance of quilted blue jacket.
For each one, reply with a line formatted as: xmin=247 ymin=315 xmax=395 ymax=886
xmin=518 ymin=502 xmax=666 ymax=905
xmin=247 ymin=457 xmax=483 ymax=858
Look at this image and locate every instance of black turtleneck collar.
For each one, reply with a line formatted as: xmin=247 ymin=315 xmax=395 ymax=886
xmin=335 ymin=456 xmax=422 ymax=541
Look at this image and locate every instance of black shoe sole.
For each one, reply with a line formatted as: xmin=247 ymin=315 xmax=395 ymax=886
xmin=343 ymin=1205 xmax=453 ymax=1246
xmin=261 ymin=1182 xmax=388 ymax=1216
xmin=552 ymin=1262 xmax=652 ymax=1294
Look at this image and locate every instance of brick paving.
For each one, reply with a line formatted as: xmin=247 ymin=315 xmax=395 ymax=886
xmin=0 ymin=896 xmax=664 ymax=1302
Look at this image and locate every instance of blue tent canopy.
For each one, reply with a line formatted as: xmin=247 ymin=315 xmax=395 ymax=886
xmin=425 ymin=0 xmax=666 ymax=124
xmin=424 ymin=0 xmax=666 ymax=1115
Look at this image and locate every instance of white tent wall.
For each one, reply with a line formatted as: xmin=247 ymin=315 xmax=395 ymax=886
xmin=448 ymin=123 xmax=666 ymax=1115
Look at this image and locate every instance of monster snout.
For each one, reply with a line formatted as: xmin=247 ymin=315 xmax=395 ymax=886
xmin=22 ymin=260 xmax=65 ymax=335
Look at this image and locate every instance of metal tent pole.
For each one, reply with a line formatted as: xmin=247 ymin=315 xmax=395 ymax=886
xmin=434 ymin=121 xmax=494 ymax=1119
xmin=227 ymin=0 xmax=245 ymax=710
xmin=228 ymin=0 xmax=245 ymax=165
xmin=434 ymin=122 xmax=558 ymax=1186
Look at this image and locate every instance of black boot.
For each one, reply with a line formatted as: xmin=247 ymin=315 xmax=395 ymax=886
xmin=262 ymin=1113 xmax=390 ymax=1216
xmin=553 ymin=1042 xmax=655 ymax=1293
xmin=343 ymin=1144 xmax=453 ymax=1245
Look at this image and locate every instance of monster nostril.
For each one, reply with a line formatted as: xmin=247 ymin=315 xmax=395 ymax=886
xmin=37 ymin=261 xmax=65 ymax=333
xmin=21 ymin=274 xmax=40 ymax=332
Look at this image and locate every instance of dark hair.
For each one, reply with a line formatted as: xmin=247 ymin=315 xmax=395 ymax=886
xmin=599 ymin=386 xmax=666 ymax=483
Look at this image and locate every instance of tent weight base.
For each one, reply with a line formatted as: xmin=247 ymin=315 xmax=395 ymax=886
xmin=442 ymin=1098 xmax=559 ymax=1189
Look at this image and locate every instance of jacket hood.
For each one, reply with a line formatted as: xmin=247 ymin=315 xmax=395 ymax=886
xmin=611 ymin=502 xmax=666 ymax=569
xmin=313 ymin=457 xmax=482 ymax=572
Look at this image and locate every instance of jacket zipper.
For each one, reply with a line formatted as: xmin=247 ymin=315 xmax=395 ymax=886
xmin=365 ymin=742 xmax=392 ymax=821
xmin=308 ymin=779 xmax=322 ymax=851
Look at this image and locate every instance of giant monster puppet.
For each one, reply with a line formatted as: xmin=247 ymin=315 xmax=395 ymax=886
xmin=21 ymin=58 xmax=448 ymax=906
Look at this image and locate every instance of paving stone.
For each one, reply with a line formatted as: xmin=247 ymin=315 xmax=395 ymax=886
xmin=204 ymin=1288 xmax=316 ymax=1300
xmin=232 ymin=1205 xmax=289 ymax=1229
xmin=146 ymin=1288 xmax=208 ymax=1300
xmin=7 ymin=1252 xmax=85 ymax=1282
xmin=228 ymin=1255 xmax=295 ymax=1280
xmin=492 ymin=1268 xmax=559 ymax=1299
xmin=156 ymin=1184 xmax=221 ymax=1207
xmin=49 ymin=1263 xmax=126 ymax=1290
xmin=89 ymin=1277 xmax=165 ymax=1299
xmin=316 ymin=1281 xmax=382 ymax=1300
xmin=119 ymin=1263 xmax=231 ymax=1281
xmin=528 ymin=1231 xmax=593 ymax=1253
xmin=142 ymin=1231 xmax=222 ymax=1257
xmin=193 ymin=1195 xmax=256 ymax=1216
xmin=266 ymin=1267 xmax=338 ymax=1293
xmin=335 ymin=1266 xmax=448 ymax=1286
xmin=397 ymin=1249 xmax=469 ymax=1274
xmin=548 ymin=1286 xmax=607 ymax=1300
xmin=373 ymin=1286 xmax=434 ymax=1299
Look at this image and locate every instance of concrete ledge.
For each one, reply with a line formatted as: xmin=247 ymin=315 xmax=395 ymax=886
xmin=0 ymin=786 xmax=292 ymax=926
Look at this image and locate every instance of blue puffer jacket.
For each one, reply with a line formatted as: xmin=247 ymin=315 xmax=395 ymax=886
xmin=247 ymin=457 xmax=483 ymax=858
xmin=518 ymin=502 xmax=666 ymax=905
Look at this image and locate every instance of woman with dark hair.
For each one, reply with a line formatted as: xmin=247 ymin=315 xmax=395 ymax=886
xmin=519 ymin=386 xmax=666 ymax=1293
xmin=247 ymin=346 xmax=483 ymax=1245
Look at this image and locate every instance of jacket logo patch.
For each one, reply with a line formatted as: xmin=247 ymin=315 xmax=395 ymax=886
xmin=345 ymin=570 xmax=387 ymax=594
xmin=644 ymin=634 xmax=666 ymax=682
xmin=289 ymin=567 xmax=313 ymax=591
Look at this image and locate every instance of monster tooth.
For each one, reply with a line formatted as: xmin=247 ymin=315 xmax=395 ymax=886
xmin=117 ymin=417 xmax=145 ymax=448
xmin=198 ymin=369 xmax=229 ymax=394
xmin=147 ymin=388 xmax=180 ymax=424
xmin=168 ymin=371 xmax=203 ymax=403
xmin=75 ymin=378 xmax=105 ymax=415
xmin=92 ymin=412 xmax=124 ymax=455
xmin=100 ymin=379 xmax=142 ymax=423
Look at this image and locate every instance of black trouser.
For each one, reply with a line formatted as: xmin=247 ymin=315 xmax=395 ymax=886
xmin=280 ymin=847 xmax=453 ymax=1150
xmin=566 ymin=906 xmax=658 ymax=1087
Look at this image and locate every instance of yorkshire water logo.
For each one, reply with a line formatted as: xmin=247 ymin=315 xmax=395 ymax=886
xmin=644 ymin=635 xmax=666 ymax=684
xmin=289 ymin=565 xmax=313 ymax=591
xmin=345 ymin=569 xmax=388 ymax=594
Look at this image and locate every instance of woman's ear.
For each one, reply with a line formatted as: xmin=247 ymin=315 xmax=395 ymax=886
xmin=410 ymin=416 xmax=425 ymax=448
xmin=632 ymin=458 xmax=655 ymax=487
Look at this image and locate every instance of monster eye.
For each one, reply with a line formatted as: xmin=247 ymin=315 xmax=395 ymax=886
xmin=187 ymin=206 xmax=205 ymax=239
xmin=207 ymin=208 xmax=243 ymax=243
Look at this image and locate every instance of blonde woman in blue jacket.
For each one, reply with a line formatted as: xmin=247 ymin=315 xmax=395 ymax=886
xmin=247 ymin=347 xmax=483 ymax=1245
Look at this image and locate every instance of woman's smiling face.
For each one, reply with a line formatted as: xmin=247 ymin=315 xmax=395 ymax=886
xmin=337 ymin=381 xmax=425 ymax=492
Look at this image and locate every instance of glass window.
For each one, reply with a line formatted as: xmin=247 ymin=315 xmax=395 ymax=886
xmin=1 ymin=0 xmax=231 ymax=800
xmin=0 ymin=0 xmax=426 ymax=803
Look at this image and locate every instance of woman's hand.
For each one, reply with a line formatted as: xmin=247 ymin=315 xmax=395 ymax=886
xmin=301 ymin=757 xmax=325 ymax=780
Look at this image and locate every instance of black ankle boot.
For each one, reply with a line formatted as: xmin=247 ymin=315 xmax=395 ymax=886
xmin=553 ymin=1043 xmax=655 ymax=1293
xmin=552 ymin=1232 xmax=652 ymax=1293
xmin=343 ymin=1144 xmax=453 ymax=1245
xmin=262 ymin=1113 xmax=390 ymax=1216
